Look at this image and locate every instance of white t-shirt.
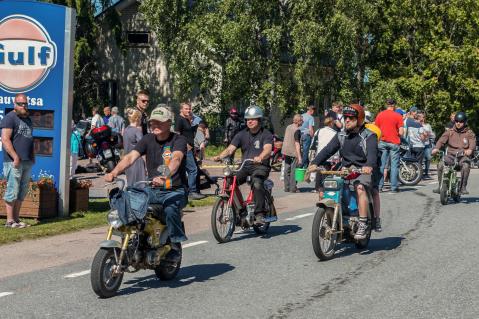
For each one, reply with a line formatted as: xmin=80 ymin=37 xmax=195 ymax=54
xmin=91 ymin=114 xmax=104 ymax=128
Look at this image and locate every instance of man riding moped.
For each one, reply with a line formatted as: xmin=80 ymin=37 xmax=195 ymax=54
xmin=308 ymin=104 xmax=381 ymax=238
xmin=105 ymin=106 xmax=188 ymax=262
xmin=214 ymin=105 xmax=273 ymax=220
xmin=432 ymin=111 xmax=476 ymax=195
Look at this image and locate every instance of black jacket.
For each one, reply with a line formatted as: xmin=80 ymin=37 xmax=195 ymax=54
xmin=311 ymin=127 xmax=378 ymax=168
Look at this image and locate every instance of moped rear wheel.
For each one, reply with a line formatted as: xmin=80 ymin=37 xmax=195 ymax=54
xmin=211 ymin=198 xmax=235 ymax=243
xmin=311 ymin=207 xmax=338 ymax=261
xmin=91 ymin=248 xmax=123 ymax=298
xmin=440 ymin=180 xmax=448 ymax=205
xmin=253 ymin=222 xmax=270 ymax=234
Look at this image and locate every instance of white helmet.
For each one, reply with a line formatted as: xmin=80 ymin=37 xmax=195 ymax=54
xmin=244 ymin=105 xmax=264 ymax=119
xmin=365 ymin=110 xmax=372 ymax=123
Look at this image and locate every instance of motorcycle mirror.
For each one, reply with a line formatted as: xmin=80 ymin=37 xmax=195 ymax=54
xmin=157 ymin=165 xmax=171 ymax=177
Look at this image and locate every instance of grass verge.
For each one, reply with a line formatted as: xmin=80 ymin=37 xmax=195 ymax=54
xmin=0 ymin=195 xmax=218 ymax=246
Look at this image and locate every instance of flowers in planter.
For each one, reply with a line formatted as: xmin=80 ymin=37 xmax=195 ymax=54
xmin=70 ymin=178 xmax=93 ymax=190
xmin=35 ymin=170 xmax=55 ymax=190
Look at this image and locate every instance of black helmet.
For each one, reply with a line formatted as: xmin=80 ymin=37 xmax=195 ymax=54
xmin=454 ymin=112 xmax=467 ymax=123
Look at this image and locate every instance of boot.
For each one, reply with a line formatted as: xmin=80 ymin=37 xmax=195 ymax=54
xmin=460 ymin=163 xmax=471 ymax=195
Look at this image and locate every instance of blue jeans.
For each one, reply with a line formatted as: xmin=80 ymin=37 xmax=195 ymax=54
xmin=185 ymin=150 xmax=198 ymax=193
xmin=301 ymin=134 xmax=312 ymax=168
xmin=423 ymin=145 xmax=432 ymax=175
xmin=147 ymin=187 xmax=188 ymax=243
xmin=3 ymin=160 xmax=33 ymax=202
xmin=378 ymin=141 xmax=400 ymax=191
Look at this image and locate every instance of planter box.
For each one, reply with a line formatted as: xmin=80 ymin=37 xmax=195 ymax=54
xmin=69 ymin=188 xmax=89 ymax=212
xmin=0 ymin=186 xmax=58 ymax=220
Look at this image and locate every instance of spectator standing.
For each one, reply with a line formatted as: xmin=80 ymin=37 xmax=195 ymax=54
xmin=281 ymin=114 xmax=303 ymax=193
xmin=446 ymin=112 xmax=456 ymax=130
xmin=91 ymin=107 xmax=104 ymax=129
xmin=223 ymin=107 xmax=242 ymax=163
xmin=1 ymin=93 xmax=34 ymax=228
xmin=108 ymin=106 xmax=125 ymax=135
xmin=326 ymin=101 xmax=344 ymax=132
xmin=194 ymin=121 xmax=209 ymax=166
xmin=135 ymin=90 xmax=150 ymax=135
xmin=299 ymin=105 xmax=316 ymax=168
xmin=404 ymin=107 xmax=427 ymax=164
xmin=70 ymin=121 xmax=81 ymax=178
xmin=374 ymin=98 xmax=404 ymax=193
xmin=175 ymin=102 xmax=205 ymax=200
xmin=309 ymin=117 xmax=338 ymax=197
xmin=418 ymin=112 xmax=435 ymax=179
xmin=103 ymin=106 xmax=111 ymax=125
xmin=122 ymin=108 xmax=146 ymax=186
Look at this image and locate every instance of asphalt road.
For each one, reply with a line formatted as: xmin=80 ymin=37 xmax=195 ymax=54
xmin=1 ymin=170 xmax=479 ymax=319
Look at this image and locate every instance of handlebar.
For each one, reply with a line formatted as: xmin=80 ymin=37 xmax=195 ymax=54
xmin=317 ymin=168 xmax=367 ymax=176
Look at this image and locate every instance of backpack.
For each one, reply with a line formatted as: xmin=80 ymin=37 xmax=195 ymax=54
xmin=338 ymin=128 xmax=374 ymax=157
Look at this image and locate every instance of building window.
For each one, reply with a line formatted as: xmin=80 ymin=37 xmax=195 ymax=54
xmin=126 ymin=31 xmax=150 ymax=47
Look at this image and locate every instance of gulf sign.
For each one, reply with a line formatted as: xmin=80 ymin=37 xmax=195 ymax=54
xmin=0 ymin=14 xmax=57 ymax=93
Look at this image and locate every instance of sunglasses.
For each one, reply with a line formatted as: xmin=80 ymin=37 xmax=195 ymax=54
xmin=343 ymin=115 xmax=357 ymax=120
xmin=15 ymin=102 xmax=28 ymax=107
xmin=141 ymin=99 xmax=149 ymax=103
xmin=455 ymin=120 xmax=465 ymax=123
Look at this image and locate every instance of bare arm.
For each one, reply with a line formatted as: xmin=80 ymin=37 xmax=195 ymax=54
xmin=1 ymin=128 xmax=19 ymax=164
xmin=109 ymin=150 xmax=141 ymax=178
xmin=218 ymin=144 xmax=238 ymax=159
xmin=309 ymin=125 xmax=314 ymax=137
xmin=399 ymin=127 xmax=404 ymax=136
xmin=256 ymin=143 xmax=273 ymax=162
xmin=295 ymin=141 xmax=301 ymax=161
xmin=169 ymin=150 xmax=184 ymax=176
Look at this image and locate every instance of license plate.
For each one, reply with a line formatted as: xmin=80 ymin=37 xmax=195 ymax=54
xmin=103 ymin=149 xmax=112 ymax=158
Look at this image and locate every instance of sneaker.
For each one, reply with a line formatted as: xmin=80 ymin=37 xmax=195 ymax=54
xmin=354 ymin=221 xmax=368 ymax=240
xmin=164 ymin=243 xmax=182 ymax=263
xmin=423 ymin=175 xmax=432 ymax=180
xmin=389 ymin=189 xmax=399 ymax=194
xmin=14 ymin=220 xmax=30 ymax=228
xmin=375 ymin=218 xmax=382 ymax=232
xmin=189 ymin=192 xmax=206 ymax=200
xmin=5 ymin=221 xmax=21 ymax=228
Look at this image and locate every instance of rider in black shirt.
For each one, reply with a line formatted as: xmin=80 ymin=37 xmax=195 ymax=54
xmin=308 ymin=104 xmax=380 ymax=239
xmin=214 ymin=105 xmax=273 ymax=217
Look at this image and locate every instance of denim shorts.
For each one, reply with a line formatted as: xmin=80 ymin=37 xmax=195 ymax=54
xmin=3 ymin=161 xmax=33 ymax=202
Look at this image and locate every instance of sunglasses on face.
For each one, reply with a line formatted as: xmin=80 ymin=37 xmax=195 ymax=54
xmin=15 ymin=102 xmax=28 ymax=107
xmin=141 ymin=99 xmax=149 ymax=103
xmin=343 ymin=115 xmax=357 ymax=120
xmin=455 ymin=120 xmax=465 ymax=124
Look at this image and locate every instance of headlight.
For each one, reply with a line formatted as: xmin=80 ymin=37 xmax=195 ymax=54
xmin=223 ymin=167 xmax=232 ymax=176
xmin=107 ymin=210 xmax=123 ymax=228
xmin=323 ymin=180 xmax=338 ymax=189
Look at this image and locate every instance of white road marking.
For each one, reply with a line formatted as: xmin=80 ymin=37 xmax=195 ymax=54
xmin=182 ymin=240 xmax=208 ymax=248
xmin=64 ymin=270 xmax=91 ymax=278
xmin=428 ymin=181 xmax=438 ymax=185
xmin=0 ymin=292 xmax=14 ymax=298
xmin=179 ymin=276 xmax=196 ymax=282
xmin=285 ymin=213 xmax=314 ymax=221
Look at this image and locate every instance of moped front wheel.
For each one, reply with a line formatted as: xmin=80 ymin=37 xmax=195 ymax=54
xmin=311 ymin=207 xmax=338 ymax=261
xmin=452 ymin=180 xmax=461 ymax=203
xmin=211 ymin=198 xmax=235 ymax=243
xmin=440 ymin=180 xmax=449 ymax=205
xmin=398 ymin=162 xmax=422 ymax=186
xmin=91 ymin=248 xmax=123 ymax=298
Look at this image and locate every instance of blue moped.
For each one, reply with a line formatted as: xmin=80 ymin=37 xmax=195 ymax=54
xmin=311 ymin=169 xmax=375 ymax=261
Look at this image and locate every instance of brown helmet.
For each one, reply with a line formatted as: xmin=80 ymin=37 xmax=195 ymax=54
xmin=343 ymin=104 xmax=365 ymax=126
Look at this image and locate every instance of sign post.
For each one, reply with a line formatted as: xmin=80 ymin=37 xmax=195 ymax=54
xmin=0 ymin=1 xmax=76 ymax=216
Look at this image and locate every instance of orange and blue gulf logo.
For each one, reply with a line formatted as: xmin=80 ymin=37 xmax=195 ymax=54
xmin=0 ymin=15 xmax=57 ymax=93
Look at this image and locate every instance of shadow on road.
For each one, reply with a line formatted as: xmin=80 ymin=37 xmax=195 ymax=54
xmin=230 ymin=224 xmax=302 ymax=242
xmin=459 ymin=196 xmax=479 ymax=204
xmin=333 ymin=236 xmax=404 ymax=259
xmin=118 ymin=263 xmax=235 ymax=296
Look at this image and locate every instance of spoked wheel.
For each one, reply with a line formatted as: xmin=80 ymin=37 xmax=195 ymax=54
xmin=155 ymin=245 xmax=182 ymax=280
xmin=211 ymin=198 xmax=235 ymax=243
xmin=271 ymin=153 xmax=283 ymax=172
xmin=440 ymin=180 xmax=449 ymax=205
xmin=311 ymin=207 xmax=338 ymax=261
xmin=398 ymin=162 xmax=423 ymax=186
xmin=91 ymin=248 xmax=124 ymax=298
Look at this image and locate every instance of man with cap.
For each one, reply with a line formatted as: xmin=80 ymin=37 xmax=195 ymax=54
xmin=374 ymin=98 xmax=404 ymax=193
xmin=404 ymin=106 xmax=428 ymax=165
xmin=105 ymin=106 xmax=188 ymax=262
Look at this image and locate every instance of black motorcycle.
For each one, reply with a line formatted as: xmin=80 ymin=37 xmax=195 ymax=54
xmin=85 ymin=125 xmax=121 ymax=173
xmin=398 ymin=142 xmax=423 ymax=186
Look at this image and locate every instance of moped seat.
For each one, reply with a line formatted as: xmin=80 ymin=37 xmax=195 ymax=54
xmin=147 ymin=204 xmax=166 ymax=224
